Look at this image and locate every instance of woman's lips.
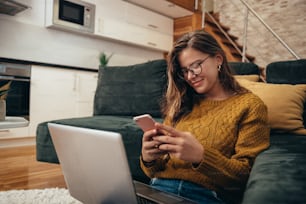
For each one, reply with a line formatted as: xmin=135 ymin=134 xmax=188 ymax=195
xmin=191 ymin=78 xmax=204 ymax=87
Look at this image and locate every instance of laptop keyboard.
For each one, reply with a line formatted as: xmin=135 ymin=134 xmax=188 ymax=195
xmin=136 ymin=195 xmax=158 ymax=204
xmin=134 ymin=181 xmax=195 ymax=204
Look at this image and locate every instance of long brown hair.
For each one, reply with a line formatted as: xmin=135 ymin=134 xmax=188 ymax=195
xmin=162 ymin=30 xmax=247 ymax=125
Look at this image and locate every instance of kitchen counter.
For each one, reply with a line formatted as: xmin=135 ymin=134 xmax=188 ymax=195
xmin=0 ymin=117 xmax=29 ymax=129
xmin=0 ymin=57 xmax=98 ymax=73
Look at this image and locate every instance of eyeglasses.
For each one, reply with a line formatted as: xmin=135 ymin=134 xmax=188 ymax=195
xmin=178 ymin=56 xmax=210 ymax=79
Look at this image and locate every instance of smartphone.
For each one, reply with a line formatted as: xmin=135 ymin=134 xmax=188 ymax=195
xmin=133 ymin=114 xmax=156 ymax=132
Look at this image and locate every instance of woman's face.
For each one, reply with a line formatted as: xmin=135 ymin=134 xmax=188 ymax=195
xmin=178 ymin=47 xmax=222 ymax=95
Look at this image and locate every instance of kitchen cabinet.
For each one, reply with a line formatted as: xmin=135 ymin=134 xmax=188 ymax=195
xmin=100 ymin=18 xmax=172 ymax=51
xmin=94 ymin=0 xmax=173 ymax=51
xmin=0 ymin=127 xmax=29 ymax=139
xmin=0 ymin=125 xmax=33 ymax=147
xmin=0 ymin=65 xmax=97 ymax=140
xmin=29 ymin=65 xmax=98 ymax=135
xmin=75 ymin=71 xmax=99 ymax=116
xmin=125 ymin=2 xmax=173 ymax=35
xmin=94 ymin=0 xmax=126 ymax=22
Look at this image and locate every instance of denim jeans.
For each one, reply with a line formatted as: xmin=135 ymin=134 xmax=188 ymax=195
xmin=150 ymin=178 xmax=224 ymax=204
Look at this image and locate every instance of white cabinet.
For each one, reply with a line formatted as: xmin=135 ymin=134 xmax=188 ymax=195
xmin=0 ymin=126 xmax=32 ymax=147
xmin=125 ymin=2 xmax=173 ymax=35
xmin=75 ymin=71 xmax=99 ymax=116
xmin=99 ymin=18 xmax=172 ymax=51
xmin=0 ymin=127 xmax=30 ymax=139
xmin=95 ymin=0 xmax=127 ymax=22
xmin=29 ymin=65 xmax=98 ymax=135
xmin=94 ymin=0 xmax=173 ymax=51
xmin=0 ymin=65 xmax=98 ymax=140
xmin=94 ymin=0 xmax=128 ymax=36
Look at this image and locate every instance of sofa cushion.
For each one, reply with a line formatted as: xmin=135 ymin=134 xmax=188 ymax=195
xmin=36 ymin=115 xmax=162 ymax=183
xmin=265 ymin=59 xmax=306 ymax=129
xmin=266 ymin=59 xmax=306 ymax=84
xmin=242 ymin=133 xmax=306 ymax=204
xmin=237 ymin=79 xmax=306 ymax=135
xmin=93 ymin=59 xmax=167 ymax=117
xmin=229 ymin=62 xmax=260 ymax=75
xmin=230 ymin=62 xmax=261 ymax=82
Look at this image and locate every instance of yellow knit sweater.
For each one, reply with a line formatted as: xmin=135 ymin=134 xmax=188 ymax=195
xmin=141 ymin=92 xmax=270 ymax=201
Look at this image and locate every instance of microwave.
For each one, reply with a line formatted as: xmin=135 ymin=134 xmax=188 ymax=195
xmin=46 ymin=0 xmax=95 ymax=34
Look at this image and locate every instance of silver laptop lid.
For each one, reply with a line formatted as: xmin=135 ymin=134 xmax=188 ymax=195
xmin=48 ymin=123 xmax=138 ymax=204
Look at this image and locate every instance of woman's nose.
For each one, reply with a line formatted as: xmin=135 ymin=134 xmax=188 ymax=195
xmin=187 ymin=70 xmax=196 ymax=80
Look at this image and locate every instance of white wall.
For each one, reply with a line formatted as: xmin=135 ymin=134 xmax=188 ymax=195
xmin=0 ymin=0 xmax=164 ymax=69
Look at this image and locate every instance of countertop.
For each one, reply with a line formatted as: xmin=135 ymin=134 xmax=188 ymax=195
xmin=0 ymin=116 xmax=29 ymax=129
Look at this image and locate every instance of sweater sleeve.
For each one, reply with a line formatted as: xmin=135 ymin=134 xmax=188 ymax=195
xmin=140 ymin=154 xmax=170 ymax=178
xmin=194 ymin=98 xmax=270 ymax=191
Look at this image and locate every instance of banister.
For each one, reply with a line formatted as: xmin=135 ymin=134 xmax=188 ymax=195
xmin=201 ymin=0 xmax=300 ymax=61
xmin=205 ymin=12 xmax=249 ymax=62
xmin=239 ymin=0 xmax=300 ymax=59
xmin=242 ymin=5 xmax=249 ymax=62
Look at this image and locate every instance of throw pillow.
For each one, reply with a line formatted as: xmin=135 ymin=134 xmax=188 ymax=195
xmin=237 ymin=79 xmax=306 ymax=135
xmin=234 ymin=74 xmax=260 ymax=82
xmin=93 ymin=59 xmax=168 ymax=117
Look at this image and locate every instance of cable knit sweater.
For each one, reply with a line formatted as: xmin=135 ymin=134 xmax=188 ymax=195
xmin=141 ymin=92 xmax=270 ymax=202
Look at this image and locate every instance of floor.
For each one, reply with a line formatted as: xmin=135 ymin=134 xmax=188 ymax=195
xmin=0 ymin=145 xmax=66 ymax=191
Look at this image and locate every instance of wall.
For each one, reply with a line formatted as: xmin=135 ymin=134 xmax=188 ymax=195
xmin=214 ymin=0 xmax=306 ymax=68
xmin=0 ymin=0 xmax=164 ymax=69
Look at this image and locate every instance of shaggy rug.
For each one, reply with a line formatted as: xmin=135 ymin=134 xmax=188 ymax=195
xmin=0 ymin=188 xmax=82 ymax=204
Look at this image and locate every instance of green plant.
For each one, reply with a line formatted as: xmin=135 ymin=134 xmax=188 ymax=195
xmin=99 ymin=52 xmax=113 ymax=67
xmin=0 ymin=81 xmax=11 ymax=100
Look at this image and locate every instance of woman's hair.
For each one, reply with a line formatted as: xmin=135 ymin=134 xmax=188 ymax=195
xmin=162 ymin=30 xmax=248 ymax=125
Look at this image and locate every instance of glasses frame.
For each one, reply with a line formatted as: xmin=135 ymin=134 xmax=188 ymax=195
xmin=178 ymin=55 xmax=210 ymax=79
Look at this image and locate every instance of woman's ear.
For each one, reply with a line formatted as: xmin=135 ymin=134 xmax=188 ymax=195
xmin=215 ymin=54 xmax=223 ymax=65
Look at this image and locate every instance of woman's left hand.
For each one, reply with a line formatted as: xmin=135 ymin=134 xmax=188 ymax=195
xmin=153 ymin=123 xmax=204 ymax=164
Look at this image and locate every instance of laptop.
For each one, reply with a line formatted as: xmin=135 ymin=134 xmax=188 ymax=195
xmin=48 ymin=123 xmax=195 ymax=204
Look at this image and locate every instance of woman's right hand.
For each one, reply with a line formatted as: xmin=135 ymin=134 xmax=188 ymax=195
xmin=141 ymin=128 xmax=166 ymax=163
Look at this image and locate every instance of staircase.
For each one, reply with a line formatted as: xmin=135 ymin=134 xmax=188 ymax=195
xmin=204 ymin=12 xmax=255 ymax=62
xmin=173 ymin=12 xmax=255 ymax=63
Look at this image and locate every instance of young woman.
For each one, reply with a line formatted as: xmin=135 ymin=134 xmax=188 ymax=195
xmin=140 ymin=30 xmax=270 ymax=204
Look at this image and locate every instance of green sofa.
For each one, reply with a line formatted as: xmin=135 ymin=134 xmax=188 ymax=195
xmin=36 ymin=59 xmax=306 ymax=204
xmin=241 ymin=59 xmax=306 ymax=204
xmin=36 ymin=59 xmax=169 ymax=183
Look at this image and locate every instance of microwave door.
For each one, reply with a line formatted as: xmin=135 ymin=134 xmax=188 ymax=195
xmin=59 ymin=0 xmax=84 ymax=26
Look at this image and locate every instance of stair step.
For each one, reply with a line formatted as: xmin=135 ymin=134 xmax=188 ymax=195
xmin=222 ymin=39 xmax=243 ymax=50
xmin=209 ymin=27 xmax=239 ymax=41
xmin=205 ymin=15 xmax=230 ymax=32
xmin=175 ymin=11 xmax=257 ymax=63
xmin=231 ymin=51 xmax=255 ymax=62
xmin=203 ymin=12 xmax=257 ymax=62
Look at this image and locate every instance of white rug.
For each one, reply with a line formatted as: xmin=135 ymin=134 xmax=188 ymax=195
xmin=0 ymin=188 xmax=82 ymax=204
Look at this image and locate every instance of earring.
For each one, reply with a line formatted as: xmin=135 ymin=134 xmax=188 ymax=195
xmin=218 ymin=64 xmax=222 ymax=72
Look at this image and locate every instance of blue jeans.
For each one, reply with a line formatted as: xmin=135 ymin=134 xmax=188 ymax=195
xmin=150 ymin=178 xmax=224 ymax=204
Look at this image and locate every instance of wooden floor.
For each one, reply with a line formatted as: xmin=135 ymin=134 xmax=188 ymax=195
xmin=0 ymin=145 xmax=66 ymax=191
